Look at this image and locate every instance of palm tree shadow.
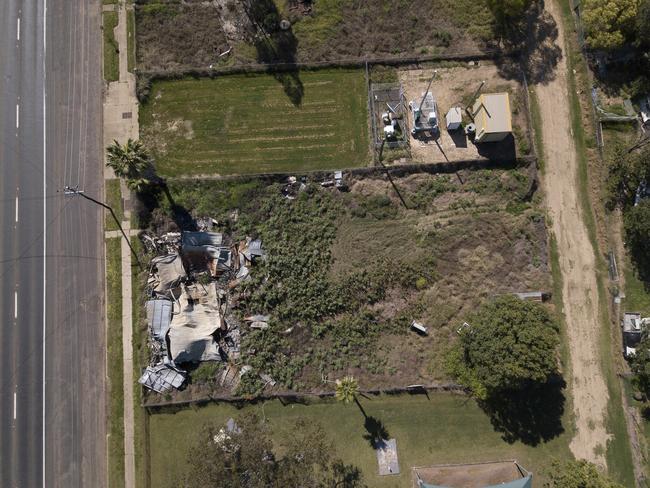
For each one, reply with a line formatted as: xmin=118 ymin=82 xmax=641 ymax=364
xmin=362 ymin=416 xmax=390 ymax=448
xmin=243 ymin=0 xmax=303 ymax=106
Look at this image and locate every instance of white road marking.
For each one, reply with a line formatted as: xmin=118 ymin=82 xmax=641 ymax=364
xmin=15 ymin=195 xmax=19 ymax=222
xmin=14 ymin=291 xmax=18 ymax=319
xmin=13 ymin=392 xmax=17 ymax=420
xmin=42 ymin=0 xmax=48 ymax=485
xmin=17 ymin=18 xmax=20 ymax=41
xmin=15 ymin=104 xmax=19 ymax=128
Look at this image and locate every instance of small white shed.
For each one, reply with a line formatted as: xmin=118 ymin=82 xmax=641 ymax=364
xmin=445 ymin=107 xmax=462 ymax=131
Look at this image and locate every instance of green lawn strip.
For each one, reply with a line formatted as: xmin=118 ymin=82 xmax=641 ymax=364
xmin=106 ymin=237 xmax=125 ymax=488
xmin=103 ymin=11 xmax=119 ymax=82
xmin=557 ymin=0 xmax=635 ymax=482
xmin=624 ymin=263 xmax=650 ymax=316
xmin=149 ymin=393 xmax=572 ymax=488
xmin=126 ymin=9 xmax=135 ymax=73
xmin=103 ymin=0 xmax=118 ymax=4
xmin=528 ymin=88 xmax=545 ymax=170
xmin=139 ymin=69 xmax=370 ymax=177
xmin=105 ymin=179 xmax=123 ymax=232
xmin=132 ymin=238 xmax=150 ymax=488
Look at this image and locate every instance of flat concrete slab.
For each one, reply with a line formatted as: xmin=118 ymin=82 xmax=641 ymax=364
xmin=376 ymin=438 xmax=400 ymax=475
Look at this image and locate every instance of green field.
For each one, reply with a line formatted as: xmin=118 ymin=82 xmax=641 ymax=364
xmin=149 ymin=393 xmax=572 ymax=488
xmin=139 ymin=69 xmax=369 ymax=176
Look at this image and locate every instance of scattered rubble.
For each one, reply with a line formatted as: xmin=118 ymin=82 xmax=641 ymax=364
xmin=138 ymin=225 xmax=268 ymax=394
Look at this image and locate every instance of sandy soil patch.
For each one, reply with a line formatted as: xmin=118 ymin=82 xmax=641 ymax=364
xmin=536 ymin=0 xmax=611 ymax=467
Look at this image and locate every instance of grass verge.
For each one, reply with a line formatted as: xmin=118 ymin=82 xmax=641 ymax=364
xmin=103 ymin=11 xmax=119 ymax=82
xmin=149 ymin=393 xmax=572 ymax=488
xmin=105 ymin=179 xmax=123 ymax=232
xmin=557 ymin=0 xmax=635 ymax=482
xmin=139 ymin=69 xmax=369 ymax=176
xmin=106 ymin=237 xmax=125 ymax=488
xmin=126 ymin=9 xmax=135 ymax=73
xmin=132 ymin=238 xmax=150 ymax=488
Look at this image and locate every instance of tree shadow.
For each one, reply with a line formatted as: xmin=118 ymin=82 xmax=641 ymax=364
xmin=362 ymin=416 xmax=390 ymax=448
xmin=495 ymin=0 xmax=562 ymax=85
xmin=135 ymin=171 xmax=196 ymax=232
xmin=330 ymin=461 xmax=365 ymax=487
xmin=478 ymin=375 xmax=566 ymax=446
xmin=244 ymin=0 xmax=304 ymax=106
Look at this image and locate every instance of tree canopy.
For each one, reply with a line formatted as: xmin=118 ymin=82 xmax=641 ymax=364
xmin=486 ymin=0 xmax=531 ymax=31
xmin=450 ymin=295 xmax=559 ymax=398
xmin=545 ymin=460 xmax=625 ymax=488
xmin=606 ymin=144 xmax=650 ymax=209
xmin=178 ymin=413 xmax=365 ymax=488
xmin=583 ymin=0 xmax=638 ymax=50
xmin=105 ymin=138 xmax=155 ymax=192
xmin=335 ymin=376 xmax=360 ymax=405
xmin=630 ymin=331 xmax=650 ymax=398
xmin=624 ymin=199 xmax=650 ymax=283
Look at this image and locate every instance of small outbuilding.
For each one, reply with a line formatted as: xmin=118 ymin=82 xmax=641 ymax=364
xmin=445 ymin=107 xmax=463 ymax=131
xmin=472 ymin=93 xmax=512 ymax=143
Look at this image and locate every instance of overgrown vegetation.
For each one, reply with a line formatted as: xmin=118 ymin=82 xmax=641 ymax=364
xmin=142 ymin=164 xmax=549 ymax=394
xmin=606 ymin=145 xmax=650 ymax=283
xmin=103 ymin=11 xmax=120 ymax=82
xmin=135 ymin=0 xmax=497 ymax=73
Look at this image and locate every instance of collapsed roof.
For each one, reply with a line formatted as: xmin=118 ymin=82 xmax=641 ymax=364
xmin=168 ymin=283 xmax=225 ymax=364
xmin=138 ymin=362 xmax=186 ymax=393
xmin=146 ymin=299 xmax=173 ymax=341
xmin=151 ymin=254 xmax=185 ymax=293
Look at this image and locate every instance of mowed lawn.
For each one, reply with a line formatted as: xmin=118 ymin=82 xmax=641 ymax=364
xmin=140 ymin=69 xmax=370 ymax=176
xmin=148 ymin=393 xmax=572 ymax=487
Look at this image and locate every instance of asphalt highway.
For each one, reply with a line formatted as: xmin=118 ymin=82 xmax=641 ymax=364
xmin=0 ymin=0 xmax=106 ymax=486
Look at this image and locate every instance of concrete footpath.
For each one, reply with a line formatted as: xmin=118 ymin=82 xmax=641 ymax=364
xmin=102 ymin=2 xmax=140 ymax=487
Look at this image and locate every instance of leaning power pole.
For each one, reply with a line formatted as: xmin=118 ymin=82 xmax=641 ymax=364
xmin=63 ymin=185 xmax=142 ymax=269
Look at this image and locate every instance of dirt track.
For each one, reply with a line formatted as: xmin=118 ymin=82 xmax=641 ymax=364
xmin=536 ymin=0 xmax=611 ymax=467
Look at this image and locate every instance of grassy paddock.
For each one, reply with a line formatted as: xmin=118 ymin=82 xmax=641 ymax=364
xmin=149 ymin=393 xmax=571 ymax=488
xmin=106 ymin=238 xmax=125 ymax=488
xmin=140 ymin=69 xmax=369 ymax=176
xmin=103 ymin=11 xmax=119 ymax=82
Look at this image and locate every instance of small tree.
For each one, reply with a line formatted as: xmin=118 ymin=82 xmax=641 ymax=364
xmin=545 ymin=459 xmax=624 ymax=488
xmin=335 ymin=376 xmax=359 ymax=405
xmin=624 ymin=200 xmax=650 ymax=282
xmin=630 ymin=331 xmax=650 ymax=398
xmin=106 ymin=138 xmax=154 ymax=190
xmin=451 ymin=295 xmax=559 ymax=398
xmin=606 ymin=144 xmax=650 ymax=209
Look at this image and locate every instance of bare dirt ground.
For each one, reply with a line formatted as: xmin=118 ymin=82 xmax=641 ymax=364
xmin=536 ymin=0 xmax=611 ymax=467
xmin=398 ymin=63 xmax=527 ymax=163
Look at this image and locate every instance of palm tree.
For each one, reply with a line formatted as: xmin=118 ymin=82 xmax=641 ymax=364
xmin=335 ymin=376 xmax=359 ymax=405
xmin=106 ymin=138 xmax=152 ymax=185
